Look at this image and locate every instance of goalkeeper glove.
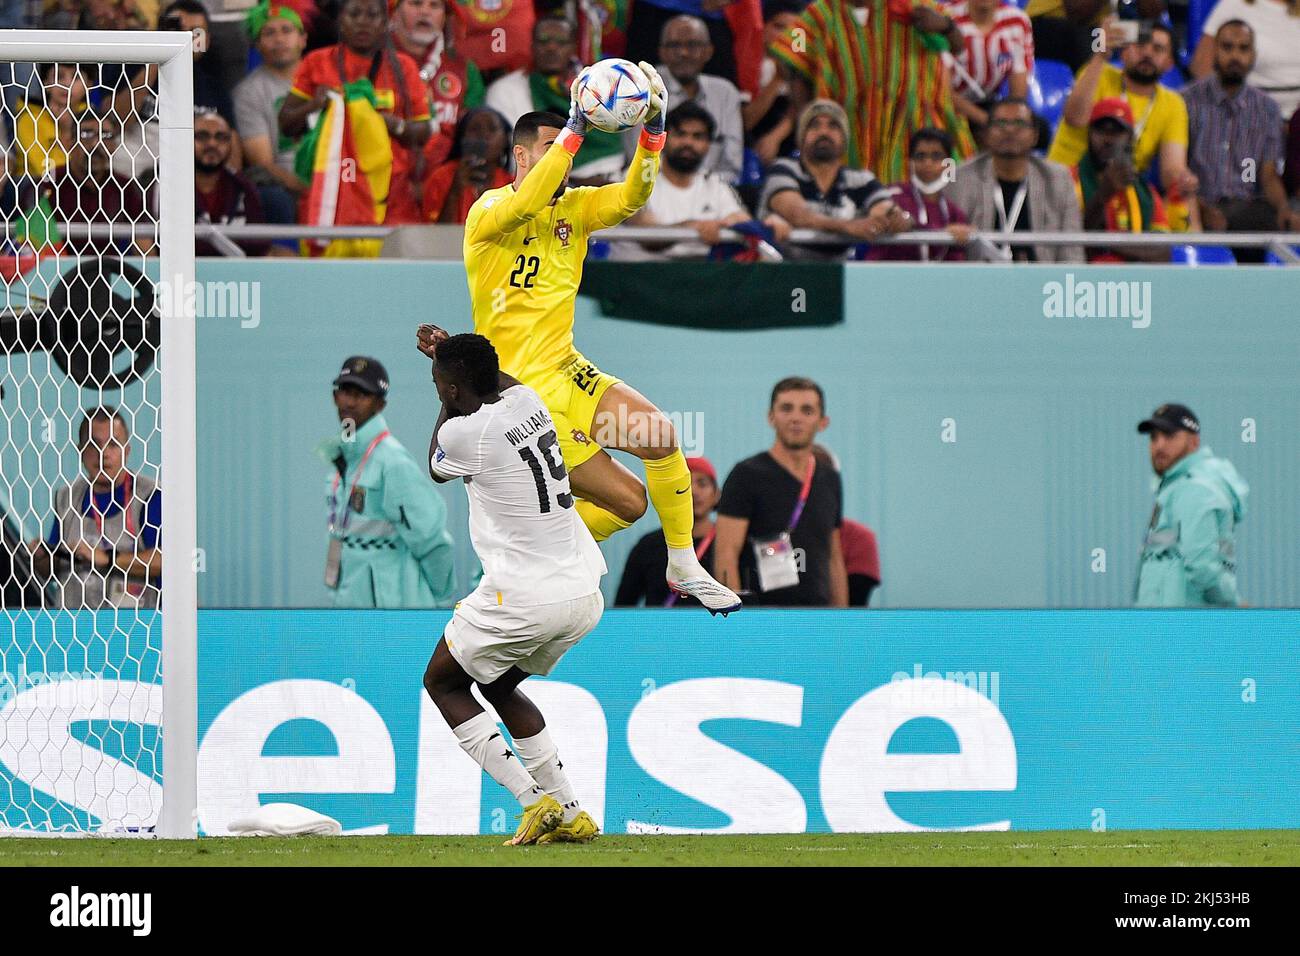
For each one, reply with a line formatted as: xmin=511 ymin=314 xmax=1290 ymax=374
xmin=639 ymin=61 xmax=668 ymax=135
xmin=566 ymin=70 xmax=590 ymax=137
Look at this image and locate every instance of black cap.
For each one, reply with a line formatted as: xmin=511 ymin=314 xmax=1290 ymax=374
xmin=1138 ymin=403 xmax=1199 ymax=435
xmin=332 ymin=356 xmax=389 ymax=397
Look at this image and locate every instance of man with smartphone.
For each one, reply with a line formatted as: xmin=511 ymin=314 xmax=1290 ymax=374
xmin=1049 ymin=17 xmax=1198 ymax=230
xmin=1026 ymin=0 xmax=1165 ymax=73
xmin=1070 ymin=97 xmax=1170 ymax=262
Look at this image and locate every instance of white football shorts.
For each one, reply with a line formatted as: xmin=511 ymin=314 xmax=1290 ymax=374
xmin=444 ymin=588 xmax=605 ymax=685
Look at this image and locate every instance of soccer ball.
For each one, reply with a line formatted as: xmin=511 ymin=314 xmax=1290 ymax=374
xmin=575 ymin=58 xmax=650 ymax=133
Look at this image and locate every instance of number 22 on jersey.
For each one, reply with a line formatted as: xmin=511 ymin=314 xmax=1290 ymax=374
xmin=509 ymin=254 xmax=539 ymax=288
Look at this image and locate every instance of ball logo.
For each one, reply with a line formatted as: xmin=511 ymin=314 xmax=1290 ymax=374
xmin=576 ymin=59 xmax=650 ymax=132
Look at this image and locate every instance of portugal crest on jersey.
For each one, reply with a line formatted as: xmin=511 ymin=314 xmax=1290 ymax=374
xmin=435 ymin=71 xmax=462 ymax=98
xmin=554 ymin=218 xmax=572 ymax=245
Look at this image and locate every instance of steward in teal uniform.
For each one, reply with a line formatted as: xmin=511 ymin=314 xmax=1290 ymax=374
xmin=320 ymin=356 xmax=455 ymax=607
xmin=1135 ymin=404 xmax=1248 ymax=607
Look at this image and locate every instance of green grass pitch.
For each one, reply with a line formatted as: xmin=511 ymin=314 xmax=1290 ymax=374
xmin=1 ymin=831 xmax=1296 ymax=867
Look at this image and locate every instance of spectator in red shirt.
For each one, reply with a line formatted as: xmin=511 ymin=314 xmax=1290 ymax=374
xmin=39 ymin=109 xmax=154 ymax=257
xmin=391 ymin=0 xmax=485 ymax=134
xmin=422 ymin=106 xmax=513 ymax=223
xmin=194 ymin=109 xmax=275 ymax=257
xmin=839 ymin=518 xmax=880 ymax=607
xmin=448 ymin=0 xmax=535 ymax=76
xmin=279 ymin=0 xmax=434 ymax=224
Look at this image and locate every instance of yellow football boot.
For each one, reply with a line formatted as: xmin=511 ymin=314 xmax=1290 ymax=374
xmin=505 ymin=793 xmax=563 ymax=846
xmin=537 ymin=810 xmax=599 ymax=844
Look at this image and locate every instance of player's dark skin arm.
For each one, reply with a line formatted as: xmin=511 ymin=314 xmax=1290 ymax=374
xmin=426 ymin=369 xmax=523 ymax=483
xmin=419 ymin=324 xmax=522 ymax=481
xmin=428 ymin=403 xmax=451 ymax=483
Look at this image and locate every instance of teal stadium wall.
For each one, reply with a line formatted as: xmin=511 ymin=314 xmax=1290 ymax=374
xmin=180 ymin=261 xmax=1298 ymax=608
xmin=5 ymin=260 xmax=1295 ymax=608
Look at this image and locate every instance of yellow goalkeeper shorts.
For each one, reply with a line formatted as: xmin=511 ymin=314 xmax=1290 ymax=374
xmin=533 ymin=353 xmax=621 ymax=472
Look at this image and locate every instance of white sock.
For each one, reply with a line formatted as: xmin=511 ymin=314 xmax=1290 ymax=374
xmin=511 ymin=727 xmax=581 ymax=823
xmin=667 ymin=547 xmax=703 ymax=575
xmin=451 ymin=712 xmax=543 ymax=805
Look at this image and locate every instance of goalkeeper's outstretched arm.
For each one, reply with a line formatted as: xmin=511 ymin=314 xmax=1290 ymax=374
xmin=585 ymin=135 xmax=664 ymax=229
xmin=465 ymin=133 xmax=583 ymax=243
xmin=584 ymin=61 xmax=669 ymax=229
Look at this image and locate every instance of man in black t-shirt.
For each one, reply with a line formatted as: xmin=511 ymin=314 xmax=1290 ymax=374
xmin=615 ymin=457 xmax=720 ymax=608
xmin=713 ymin=377 xmax=847 ymax=607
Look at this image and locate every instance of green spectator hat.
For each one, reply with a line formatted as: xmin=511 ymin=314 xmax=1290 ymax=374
xmin=246 ymin=0 xmax=304 ymax=40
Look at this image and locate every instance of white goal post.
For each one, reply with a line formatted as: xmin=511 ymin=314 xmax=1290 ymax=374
xmin=0 ymin=30 xmax=196 ymax=838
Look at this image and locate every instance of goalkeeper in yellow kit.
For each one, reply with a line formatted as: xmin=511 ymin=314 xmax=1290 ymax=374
xmin=453 ymin=61 xmax=740 ymax=615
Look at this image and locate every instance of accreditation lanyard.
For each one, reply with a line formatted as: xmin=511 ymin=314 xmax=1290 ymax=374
xmin=663 ymin=525 xmax=719 ymax=608
xmin=993 ymin=179 xmax=1028 ymax=256
xmin=912 ymin=184 xmax=952 ymax=262
xmin=993 ymin=180 xmax=1028 ymax=234
xmin=329 ymin=430 xmax=389 ymax=531
xmin=1120 ymin=78 xmax=1158 ymax=147
xmin=87 ymin=475 xmax=136 ymax=545
xmin=787 ymin=456 xmax=817 ymax=533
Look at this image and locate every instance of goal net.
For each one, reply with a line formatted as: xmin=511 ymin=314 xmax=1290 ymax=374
xmin=0 ymin=31 xmax=195 ymax=837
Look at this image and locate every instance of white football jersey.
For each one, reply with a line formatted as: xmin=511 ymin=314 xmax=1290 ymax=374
xmin=431 ymin=385 xmax=606 ymax=606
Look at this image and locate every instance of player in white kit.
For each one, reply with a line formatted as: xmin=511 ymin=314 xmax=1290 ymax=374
xmin=419 ymin=328 xmax=604 ymax=846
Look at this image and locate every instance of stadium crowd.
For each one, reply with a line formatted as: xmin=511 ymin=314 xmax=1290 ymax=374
xmin=0 ymin=0 xmax=1297 ymax=260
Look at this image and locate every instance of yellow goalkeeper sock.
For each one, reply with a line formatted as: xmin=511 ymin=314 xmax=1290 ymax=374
xmin=643 ymin=450 xmax=693 ymax=550
xmin=575 ymin=499 xmax=633 ymax=542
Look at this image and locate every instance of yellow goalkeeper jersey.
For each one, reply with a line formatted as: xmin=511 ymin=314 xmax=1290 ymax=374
xmin=464 ymin=130 xmax=661 ymax=386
